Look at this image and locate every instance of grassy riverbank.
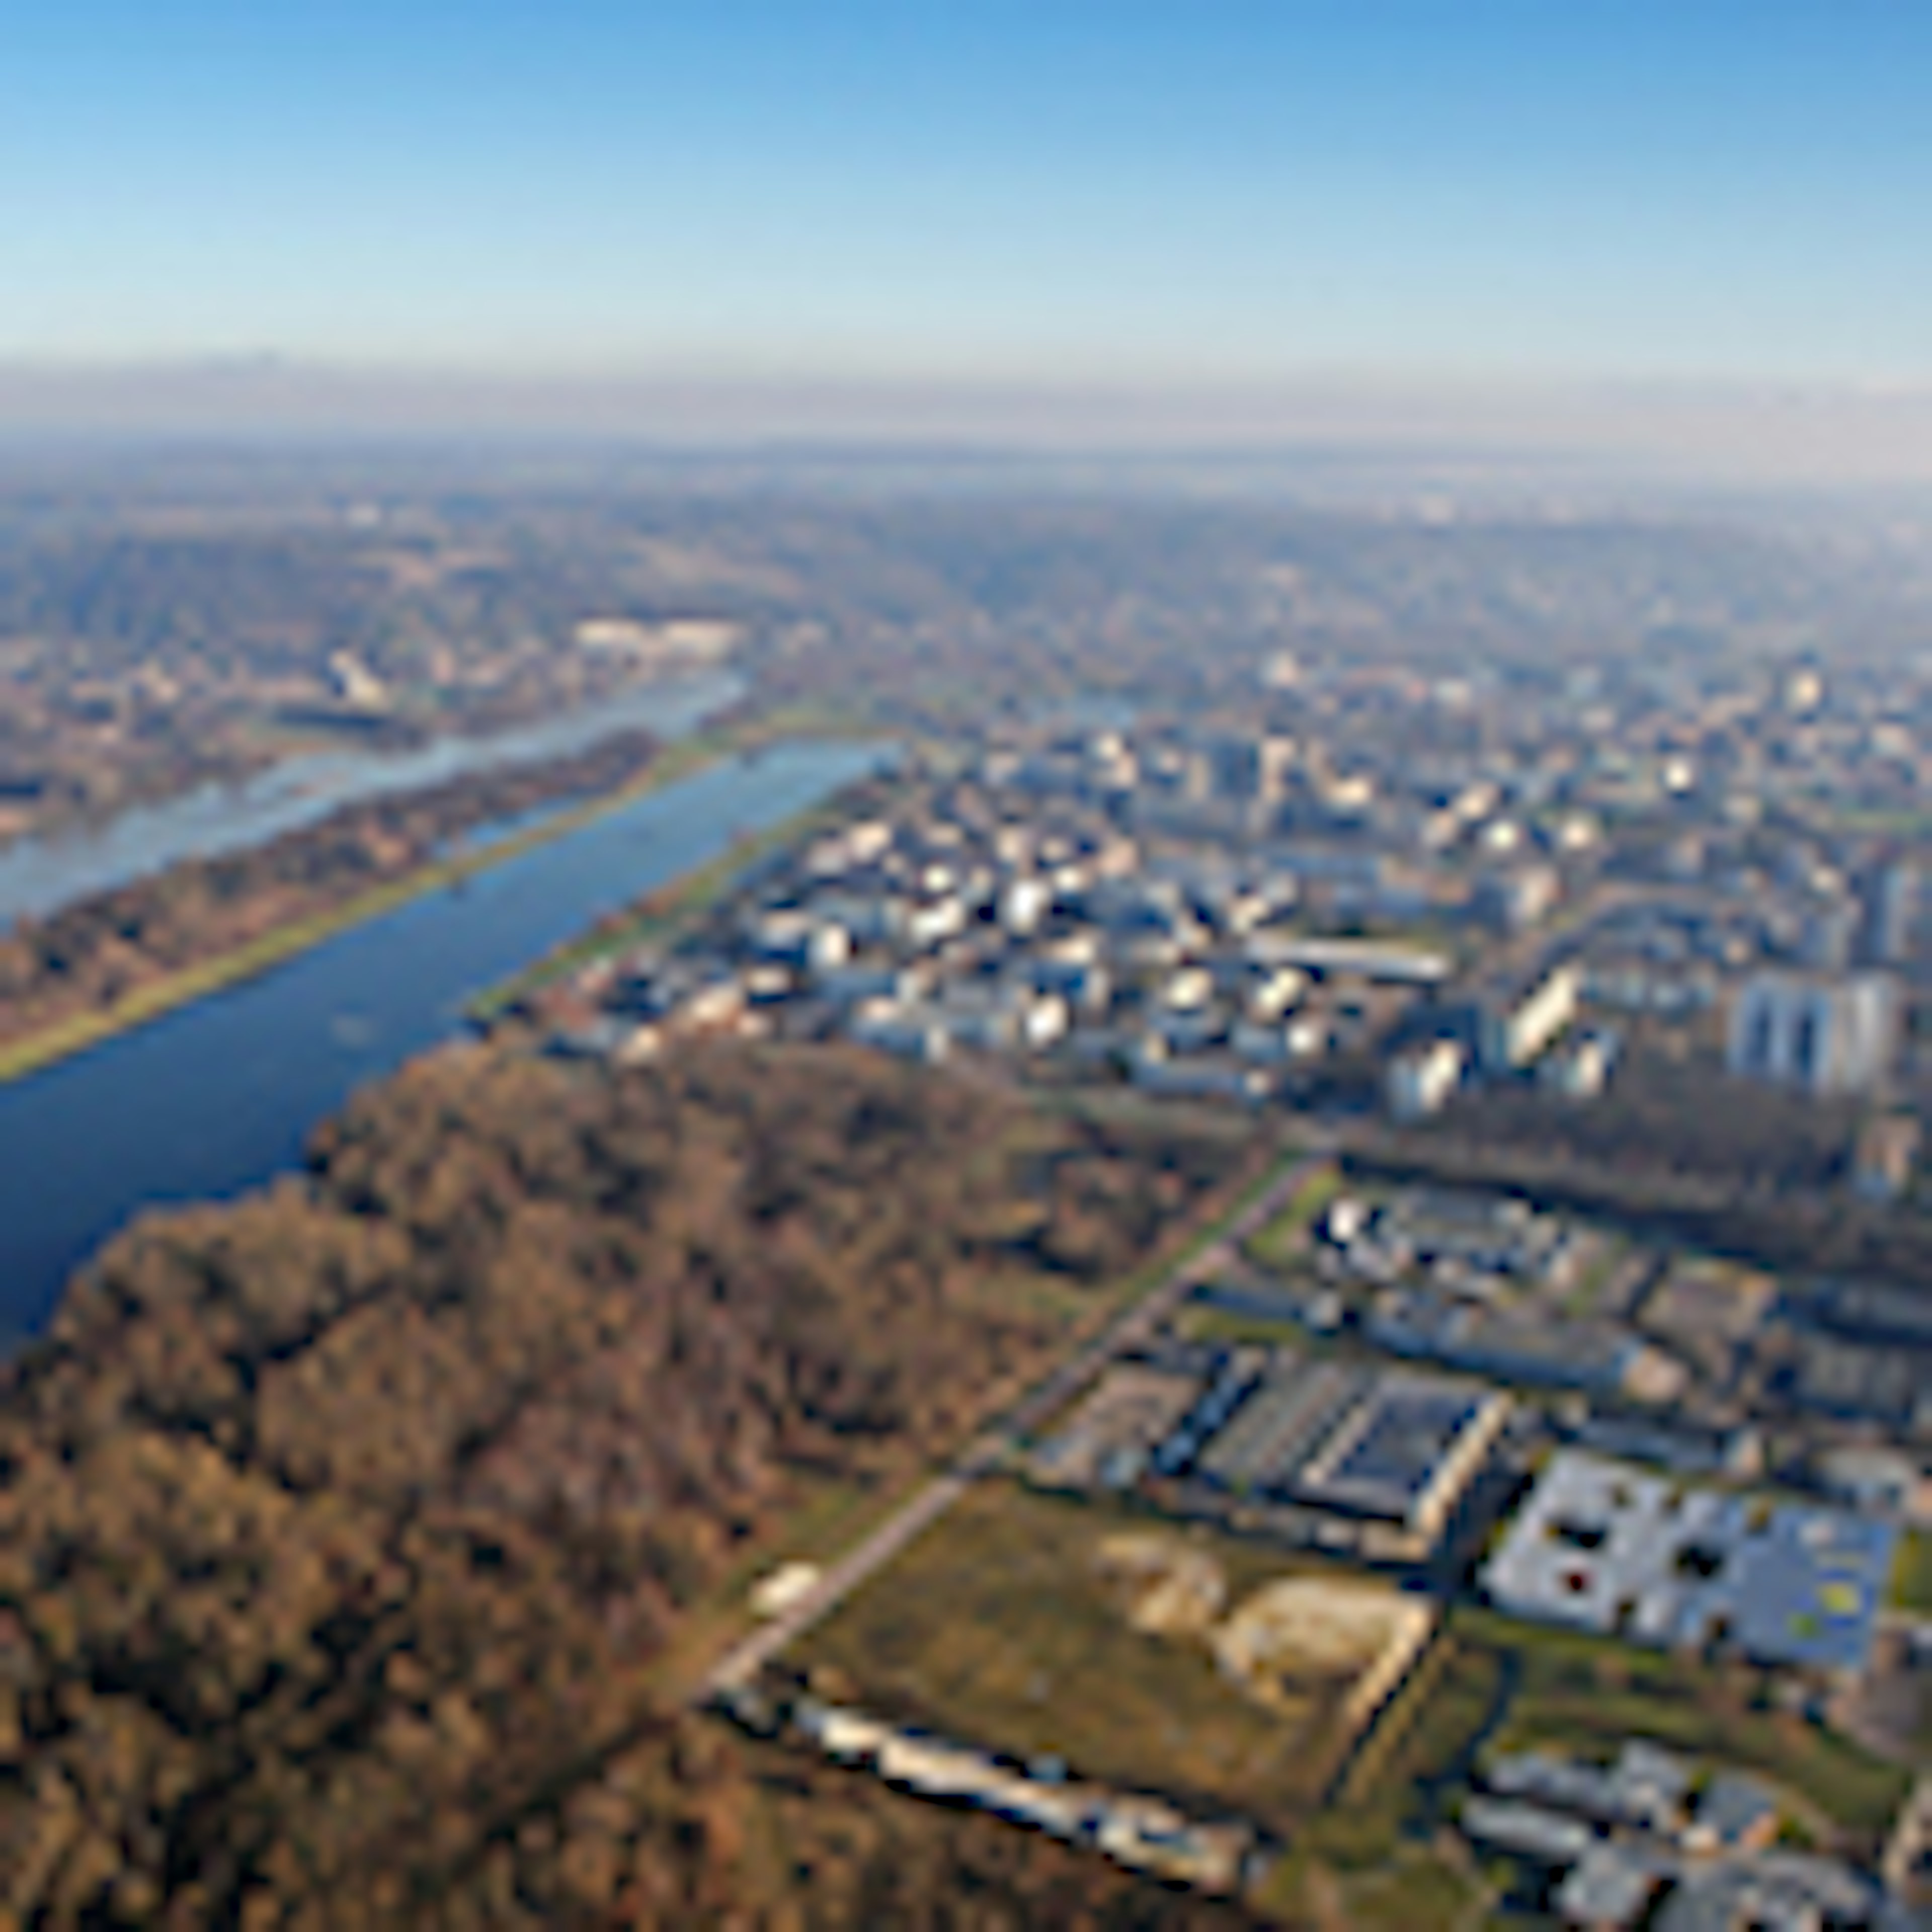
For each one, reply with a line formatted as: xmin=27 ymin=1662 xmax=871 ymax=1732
xmin=0 ymin=703 xmax=883 ymax=1087
xmin=464 ymin=788 xmax=858 ymax=1021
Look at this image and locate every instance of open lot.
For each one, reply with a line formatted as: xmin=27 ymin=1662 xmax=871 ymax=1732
xmin=788 ymin=1480 xmax=1431 ymax=1825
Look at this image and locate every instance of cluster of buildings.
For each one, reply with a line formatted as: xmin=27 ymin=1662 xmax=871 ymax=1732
xmin=620 ymin=674 xmax=1932 ymax=1913
xmin=1464 ymin=1738 xmax=1893 ymax=1928
xmin=1304 ymin=1188 xmax=1684 ymax=1404
xmin=1032 ymin=1338 xmax=1511 ymax=1563
xmin=1295 ymin=1181 xmax=1932 ymax=1451
xmin=1016 ymin=1161 xmax=1932 ymax=1909
xmin=526 ymin=719 xmax=1633 ymax=1117
xmin=526 ymin=676 xmax=1930 ymax=1154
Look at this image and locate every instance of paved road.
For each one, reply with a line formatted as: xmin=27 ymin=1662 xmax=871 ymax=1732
xmin=700 ymin=1142 xmax=1334 ymax=1695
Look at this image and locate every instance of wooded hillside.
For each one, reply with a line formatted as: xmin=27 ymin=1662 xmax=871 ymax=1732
xmin=0 ymin=1041 xmax=1249 ymax=1928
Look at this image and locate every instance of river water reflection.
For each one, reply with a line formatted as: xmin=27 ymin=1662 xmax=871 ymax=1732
xmin=0 ymin=735 xmax=882 ymax=1345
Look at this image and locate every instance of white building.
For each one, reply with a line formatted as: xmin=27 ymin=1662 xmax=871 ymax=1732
xmin=1478 ymin=963 xmax=1579 ymax=1071
xmin=1725 ymin=971 xmax=1897 ymax=1096
xmin=1540 ymin=1031 xmax=1616 ymax=1100
xmin=1388 ymin=1038 xmax=1464 ymax=1121
xmin=848 ymin=999 xmax=951 ymax=1065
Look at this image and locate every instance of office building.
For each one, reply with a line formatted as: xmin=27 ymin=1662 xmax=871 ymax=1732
xmin=1724 ymin=970 xmax=1896 ymax=1097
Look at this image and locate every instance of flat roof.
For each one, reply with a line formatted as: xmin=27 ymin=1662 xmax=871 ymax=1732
xmin=1195 ymin=1358 xmax=1363 ymax=1494
xmin=1297 ymin=1372 xmax=1497 ymax=1520
xmin=1243 ymin=935 xmax=1451 ymax=983
xmin=1486 ymin=1452 xmax=1896 ymax=1675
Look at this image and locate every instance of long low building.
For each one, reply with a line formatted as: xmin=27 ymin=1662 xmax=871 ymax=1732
xmin=1242 ymin=934 xmax=1453 ymax=984
xmin=1367 ymin=1292 xmax=1686 ymax=1404
xmin=784 ymin=1698 xmax=1257 ymax=1893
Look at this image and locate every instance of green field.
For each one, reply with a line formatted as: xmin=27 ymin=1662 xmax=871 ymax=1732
xmin=1244 ymin=1163 xmax=1343 ymax=1270
xmin=788 ymin=1481 xmax=1412 ymax=1826
xmin=1891 ymin=1527 xmax=1932 ymax=1618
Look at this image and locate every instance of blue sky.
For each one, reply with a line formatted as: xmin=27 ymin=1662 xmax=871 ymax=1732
xmin=3 ymin=0 xmax=1928 ymax=388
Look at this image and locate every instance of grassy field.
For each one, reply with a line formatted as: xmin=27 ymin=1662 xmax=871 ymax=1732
xmin=788 ymin=1480 xmax=1415 ymax=1827
xmin=1891 ymin=1527 xmax=1932 ymax=1618
xmin=1254 ymin=1591 xmax=1914 ymax=1921
xmin=1243 ymin=1163 xmax=1343 ymax=1270
xmin=1252 ymin=1631 xmax=1504 ymax=1927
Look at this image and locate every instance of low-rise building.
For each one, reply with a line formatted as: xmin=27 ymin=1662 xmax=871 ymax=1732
xmin=1388 ymin=1037 xmax=1464 ymax=1119
xmin=1485 ymin=1451 xmax=1896 ymax=1677
xmin=1488 ymin=1740 xmax=1691 ymax=1834
xmin=1369 ymin=1295 xmax=1685 ymax=1403
xmin=848 ymin=999 xmax=951 ymax=1065
xmin=1556 ymin=1844 xmax=1663 ymax=1929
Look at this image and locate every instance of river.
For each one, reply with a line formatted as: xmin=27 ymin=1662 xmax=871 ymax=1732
xmin=0 ymin=735 xmax=883 ymax=1348
xmin=0 ymin=667 xmax=745 ymax=928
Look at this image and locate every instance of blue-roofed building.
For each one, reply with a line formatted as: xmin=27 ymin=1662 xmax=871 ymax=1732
xmin=1485 ymin=1451 xmax=1896 ymax=1678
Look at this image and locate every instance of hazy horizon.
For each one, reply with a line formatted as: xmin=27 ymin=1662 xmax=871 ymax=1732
xmin=8 ymin=4 xmax=1928 ymax=439
xmin=3 ymin=360 xmax=1931 ymax=496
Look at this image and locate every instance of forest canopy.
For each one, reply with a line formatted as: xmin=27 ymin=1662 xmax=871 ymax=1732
xmin=0 ymin=1040 xmax=1249 ymax=1929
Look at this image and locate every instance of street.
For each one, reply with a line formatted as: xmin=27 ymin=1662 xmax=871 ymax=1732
xmin=700 ymin=1141 xmax=1334 ymax=1694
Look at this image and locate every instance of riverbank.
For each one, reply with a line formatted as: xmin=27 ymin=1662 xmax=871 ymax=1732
xmin=0 ymin=738 xmax=888 ymax=1338
xmin=466 ymin=786 xmax=858 ymax=1022
xmin=0 ymin=703 xmax=882 ymax=1088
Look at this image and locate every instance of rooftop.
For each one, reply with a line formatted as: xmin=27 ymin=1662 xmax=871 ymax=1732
xmin=1485 ymin=1451 xmax=1896 ymax=1675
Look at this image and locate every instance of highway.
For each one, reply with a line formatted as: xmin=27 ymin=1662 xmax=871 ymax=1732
xmin=700 ymin=1141 xmax=1334 ymax=1695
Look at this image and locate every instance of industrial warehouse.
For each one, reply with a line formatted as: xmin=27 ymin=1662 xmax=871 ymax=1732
xmin=1033 ymin=1342 xmax=1511 ymax=1561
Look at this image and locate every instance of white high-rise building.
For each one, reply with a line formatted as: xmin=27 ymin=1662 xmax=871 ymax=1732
xmin=1725 ymin=971 xmax=1897 ymax=1096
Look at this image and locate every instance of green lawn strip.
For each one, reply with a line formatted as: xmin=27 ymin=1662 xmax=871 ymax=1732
xmin=1245 ymin=1164 xmax=1344 ymax=1268
xmin=1262 ymin=1836 xmax=1487 ymax=1932
xmin=1250 ymin=1635 xmax=1507 ymax=1926
xmin=1173 ymin=1305 xmax=1308 ymax=1347
xmin=465 ymin=749 xmax=892 ymax=1019
xmin=1890 ymin=1527 xmax=1932 ymax=1617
